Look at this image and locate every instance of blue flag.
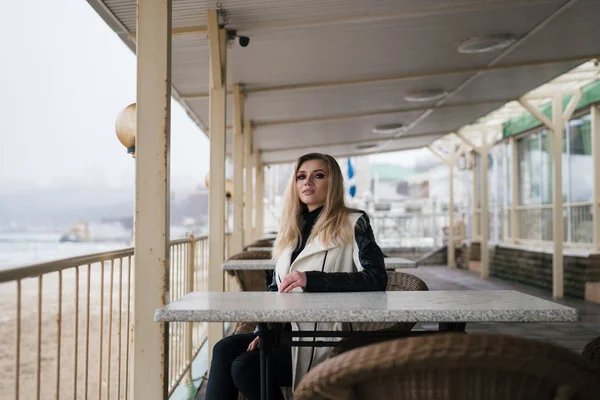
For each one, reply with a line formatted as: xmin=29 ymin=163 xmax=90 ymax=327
xmin=347 ymin=158 xmax=356 ymax=198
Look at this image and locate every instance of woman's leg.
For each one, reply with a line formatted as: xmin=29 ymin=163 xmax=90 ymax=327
xmin=205 ymin=333 xmax=255 ymax=400
xmin=231 ymin=340 xmax=292 ymax=400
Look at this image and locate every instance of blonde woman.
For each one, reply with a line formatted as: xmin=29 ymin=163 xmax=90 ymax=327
xmin=205 ymin=153 xmax=387 ymax=400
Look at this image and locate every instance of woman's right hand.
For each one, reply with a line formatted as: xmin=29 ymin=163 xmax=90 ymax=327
xmin=247 ymin=336 xmax=260 ymax=351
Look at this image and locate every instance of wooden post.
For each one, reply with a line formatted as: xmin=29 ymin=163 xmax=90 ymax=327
xmin=207 ymin=9 xmax=227 ymax=362
xmin=519 ymin=90 xmax=581 ymax=298
xmin=255 ymin=155 xmax=265 ymax=238
xmin=480 ymin=148 xmax=490 ymax=279
xmin=593 ymin=104 xmax=600 ymax=251
xmin=510 ymin=136 xmax=519 ymax=243
xmin=551 ymin=95 xmax=564 ymax=299
xmin=232 ymin=84 xmax=245 ymax=255
xmin=244 ymin=120 xmax=254 ymax=244
xmin=133 ymin=0 xmax=171 ymax=398
xmin=471 ymin=163 xmax=479 ymax=239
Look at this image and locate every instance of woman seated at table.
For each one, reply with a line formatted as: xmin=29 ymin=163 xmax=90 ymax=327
xmin=205 ymin=152 xmax=387 ymax=400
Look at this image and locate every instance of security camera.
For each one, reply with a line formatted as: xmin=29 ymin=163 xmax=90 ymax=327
xmin=238 ymin=35 xmax=250 ymax=47
xmin=226 ymin=30 xmax=250 ymax=48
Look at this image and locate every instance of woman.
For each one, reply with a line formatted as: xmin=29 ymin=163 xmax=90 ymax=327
xmin=205 ymin=153 xmax=387 ymax=400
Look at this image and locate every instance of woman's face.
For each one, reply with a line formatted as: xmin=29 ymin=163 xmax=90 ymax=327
xmin=296 ymin=159 xmax=329 ymax=212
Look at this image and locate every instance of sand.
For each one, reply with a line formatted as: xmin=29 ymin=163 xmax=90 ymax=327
xmin=0 ymin=263 xmax=133 ymax=399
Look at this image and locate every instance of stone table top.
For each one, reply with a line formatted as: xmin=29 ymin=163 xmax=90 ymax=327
xmin=155 ymin=290 xmax=578 ymax=323
xmin=222 ymin=258 xmax=415 ymax=271
xmin=222 ymin=259 xmax=275 ymax=270
xmin=246 ymin=247 xmax=272 ymax=252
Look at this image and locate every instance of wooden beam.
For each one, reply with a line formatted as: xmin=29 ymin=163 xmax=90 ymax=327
xmin=260 ymin=131 xmax=448 ymax=153
xmin=255 ymin=99 xmax=512 ymax=128
xmin=180 ymin=55 xmax=598 ymax=99
xmin=207 ymin=10 xmax=223 ymax=90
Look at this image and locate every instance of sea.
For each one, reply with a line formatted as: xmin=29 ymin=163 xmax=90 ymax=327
xmin=0 ymin=231 xmax=131 ymax=271
xmin=0 ymin=225 xmax=193 ymax=271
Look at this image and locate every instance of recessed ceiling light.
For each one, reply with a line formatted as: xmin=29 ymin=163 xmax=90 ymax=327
xmin=405 ymin=90 xmax=448 ymax=102
xmin=356 ymin=144 xmax=378 ymax=150
xmin=457 ymin=34 xmax=516 ymax=54
xmin=372 ymin=123 xmax=405 ymax=135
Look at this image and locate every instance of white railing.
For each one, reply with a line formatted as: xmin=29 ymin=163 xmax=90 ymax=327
xmin=371 ymin=212 xmax=449 ymax=248
xmin=0 ymin=234 xmax=214 ymax=400
xmin=479 ymin=202 xmax=594 ymax=247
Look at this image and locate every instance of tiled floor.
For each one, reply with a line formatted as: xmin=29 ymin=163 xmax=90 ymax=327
xmin=196 ymin=265 xmax=600 ymax=399
xmin=409 ymin=265 xmax=600 ymax=354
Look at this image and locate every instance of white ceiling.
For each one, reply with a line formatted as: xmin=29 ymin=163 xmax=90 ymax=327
xmin=89 ymin=0 xmax=600 ymax=164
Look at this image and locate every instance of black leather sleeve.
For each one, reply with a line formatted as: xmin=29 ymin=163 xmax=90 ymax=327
xmin=267 ymin=270 xmax=279 ymax=292
xmin=304 ymin=212 xmax=387 ymax=292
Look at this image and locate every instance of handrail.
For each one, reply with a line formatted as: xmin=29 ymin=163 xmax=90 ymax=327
xmin=0 ymin=235 xmax=209 ymax=284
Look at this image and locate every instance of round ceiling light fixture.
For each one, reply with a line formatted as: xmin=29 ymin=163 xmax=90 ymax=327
xmin=405 ymin=89 xmax=448 ymax=103
xmin=457 ymin=34 xmax=516 ymax=54
xmin=372 ymin=123 xmax=405 ymax=135
xmin=356 ymin=143 xmax=378 ymax=150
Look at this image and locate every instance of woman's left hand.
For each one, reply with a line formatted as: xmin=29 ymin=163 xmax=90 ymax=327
xmin=279 ymin=271 xmax=307 ymax=293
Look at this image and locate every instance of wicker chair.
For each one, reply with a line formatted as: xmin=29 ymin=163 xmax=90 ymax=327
xmin=582 ymin=336 xmax=600 ymax=367
xmin=328 ymin=271 xmax=428 ymax=357
xmin=294 ymin=333 xmax=600 ymax=400
xmin=226 ymin=251 xmax=273 ymax=335
xmin=243 ymin=238 xmax=275 ymax=251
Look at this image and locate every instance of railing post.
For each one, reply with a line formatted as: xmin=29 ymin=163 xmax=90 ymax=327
xmin=184 ymin=234 xmax=195 ymax=383
xmin=132 ymin=0 xmax=171 ymax=398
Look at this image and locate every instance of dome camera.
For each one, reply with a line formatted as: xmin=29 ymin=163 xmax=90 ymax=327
xmin=238 ymin=35 xmax=250 ymax=47
xmin=227 ymin=30 xmax=250 ymax=48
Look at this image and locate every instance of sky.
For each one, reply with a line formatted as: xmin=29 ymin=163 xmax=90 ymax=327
xmin=0 ymin=0 xmax=431 ymax=199
xmin=0 ymin=0 xmax=209 ymax=194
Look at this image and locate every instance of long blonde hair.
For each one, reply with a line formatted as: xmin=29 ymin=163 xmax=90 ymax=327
xmin=272 ymin=153 xmax=353 ymax=259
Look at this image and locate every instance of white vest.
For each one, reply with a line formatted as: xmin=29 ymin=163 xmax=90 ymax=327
xmin=274 ymin=212 xmax=364 ymax=389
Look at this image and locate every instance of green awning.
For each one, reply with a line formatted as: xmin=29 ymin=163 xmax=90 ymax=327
xmin=503 ymin=80 xmax=600 ymax=138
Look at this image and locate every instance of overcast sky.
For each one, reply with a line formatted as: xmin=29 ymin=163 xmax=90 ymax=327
xmin=0 ymin=0 xmax=432 ymax=197
xmin=0 ymin=0 xmax=209 ymax=194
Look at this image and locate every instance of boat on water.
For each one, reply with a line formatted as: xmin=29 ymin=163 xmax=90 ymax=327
xmin=59 ymin=220 xmax=132 ymax=243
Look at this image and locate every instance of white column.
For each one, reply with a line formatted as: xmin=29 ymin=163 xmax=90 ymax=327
xmin=593 ymin=104 xmax=600 ymax=251
xmin=207 ymin=9 xmax=227 ymax=361
xmin=551 ymin=95 xmax=564 ymax=298
xmin=510 ymin=136 xmax=519 ymax=243
xmin=471 ymin=162 xmax=479 ymax=239
xmin=448 ymin=162 xmax=456 ymax=268
xmin=520 ymin=91 xmax=581 ymax=299
xmin=255 ymin=155 xmax=265 ymax=238
xmin=244 ymin=120 xmax=254 ymax=244
xmin=480 ymin=149 xmax=490 ymax=279
xmin=232 ymin=84 xmax=244 ymax=255
xmin=132 ymin=0 xmax=171 ymax=398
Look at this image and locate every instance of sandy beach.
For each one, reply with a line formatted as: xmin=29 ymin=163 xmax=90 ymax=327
xmin=0 ymin=263 xmax=132 ymax=399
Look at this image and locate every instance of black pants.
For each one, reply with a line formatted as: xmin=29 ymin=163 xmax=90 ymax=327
xmin=205 ymin=333 xmax=293 ymax=400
